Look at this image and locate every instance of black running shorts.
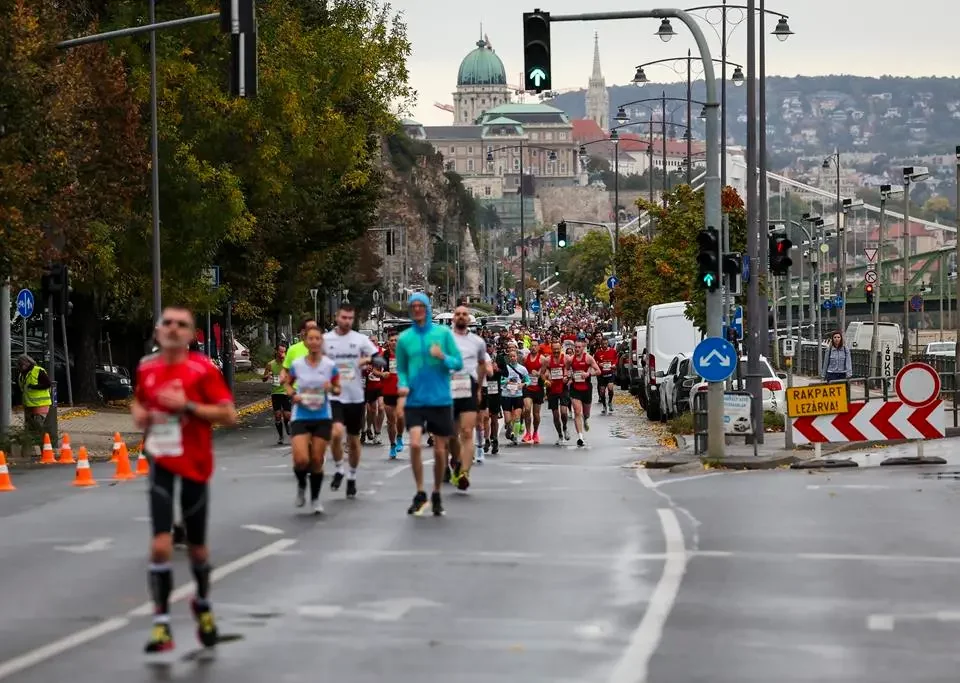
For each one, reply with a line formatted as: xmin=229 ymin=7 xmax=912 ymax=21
xmin=405 ymin=406 xmax=454 ymax=438
xmin=271 ymin=393 xmax=292 ymax=413
xmin=331 ymin=401 xmax=365 ymax=436
xmin=453 ymin=377 xmax=478 ymax=418
xmin=524 ymin=388 xmax=545 ymax=405
xmin=548 ymin=392 xmax=571 ymax=410
xmin=149 ymin=462 xmax=208 ymax=546
xmin=500 ymin=396 xmax=523 ymax=412
xmin=570 ymin=387 xmax=592 ymax=404
xmin=382 ymin=394 xmax=398 ymax=407
xmin=364 ymin=388 xmax=382 ymax=404
xmin=291 ymin=419 xmax=333 ymax=440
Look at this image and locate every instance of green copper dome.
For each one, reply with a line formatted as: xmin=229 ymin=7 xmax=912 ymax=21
xmin=457 ymin=39 xmax=507 ymax=87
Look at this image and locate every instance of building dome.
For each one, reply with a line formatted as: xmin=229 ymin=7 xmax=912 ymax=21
xmin=457 ymin=39 xmax=507 ymax=87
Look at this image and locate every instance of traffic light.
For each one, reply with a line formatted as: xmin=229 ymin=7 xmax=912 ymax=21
xmin=696 ymin=226 xmax=720 ymax=291
xmin=865 ymin=283 xmax=875 ymax=305
xmin=722 ymin=251 xmax=742 ymax=294
xmin=554 ymin=267 xmax=560 ymax=277
xmin=522 ymin=10 xmax=552 ymax=93
xmin=557 ymin=220 xmax=567 ymax=247
xmin=769 ymin=234 xmax=793 ymax=276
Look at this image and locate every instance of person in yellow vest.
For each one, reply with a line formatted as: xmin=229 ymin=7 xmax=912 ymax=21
xmin=17 ymin=354 xmax=52 ymax=432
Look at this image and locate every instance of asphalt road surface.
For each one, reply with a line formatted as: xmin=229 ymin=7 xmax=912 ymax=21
xmin=4 ymin=404 xmax=960 ymax=682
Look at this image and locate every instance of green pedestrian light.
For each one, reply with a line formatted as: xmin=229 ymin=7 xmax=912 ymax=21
xmin=696 ymin=227 xmax=720 ymax=292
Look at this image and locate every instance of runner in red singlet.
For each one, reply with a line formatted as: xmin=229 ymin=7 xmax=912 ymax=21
xmin=595 ymin=339 xmax=619 ymax=415
xmin=380 ymin=331 xmax=404 ymax=459
xmin=542 ymin=341 xmax=571 ymax=445
xmin=522 ymin=345 xmax=546 ymax=443
xmin=566 ymin=336 xmax=600 ymax=448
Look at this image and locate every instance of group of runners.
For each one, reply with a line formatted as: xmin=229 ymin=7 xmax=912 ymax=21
xmin=131 ymin=293 xmax=616 ymax=655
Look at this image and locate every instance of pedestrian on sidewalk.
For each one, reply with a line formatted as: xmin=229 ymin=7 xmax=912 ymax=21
xmin=822 ymin=331 xmax=853 ymax=383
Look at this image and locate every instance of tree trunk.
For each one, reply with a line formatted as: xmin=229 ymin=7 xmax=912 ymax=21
xmin=70 ymin=292 xmax=101 ymax=404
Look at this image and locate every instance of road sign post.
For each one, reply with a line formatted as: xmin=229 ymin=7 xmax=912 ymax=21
xmin=606 ymin=275 xmax=618 ymax=289
xmin=16 ymin=289 xmax=34 ymax=351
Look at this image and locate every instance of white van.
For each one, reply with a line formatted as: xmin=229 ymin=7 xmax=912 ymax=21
xmin=844 ymin=321 xmax=902 ymax=351
xmin=644 ymin=302 xmax=702 ymax=421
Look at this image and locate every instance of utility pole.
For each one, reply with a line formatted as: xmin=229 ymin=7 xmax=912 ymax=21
xmin=745 ymin=0 xmax=762 ymax=440
xmin=955 ymin=146 xmax=960 ymax=373
xmin=0 ymin=281 xmax=10 ymax=433
xmin=869 ymin=192 xmax=887 ymax=376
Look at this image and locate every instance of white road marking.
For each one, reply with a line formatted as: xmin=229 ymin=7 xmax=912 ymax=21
xmin=608 ymin=508 xmax=687 ymax=683
xmin=656 ymin=472 xmax=732 ymax=486
xmin=298 ymin=598 xmax=440 ymax=622
xmin=867 ymin=615 xmax=895 ymax=631
xmin=635 ymin=469 xmax=656 ymax=489
xmin=0 ymin=538 xmax=296 ymax=680
xmin=576 ymin=623 xmax=607 ymax=639
xmin=385 ymin=458 xmax=434 ymax=479
xmin=807 ymin=484 xmax=890 ymax=490
xmin=53 ymin=538 xmax=113 ymax=554
xmin=242 ymin=524 xmax=285 ymax=535
xmin=262 ymin=464 xmax=290 ymax=469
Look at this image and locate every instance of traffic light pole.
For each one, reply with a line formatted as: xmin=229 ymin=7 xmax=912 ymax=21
xmin=546 ymin=7 xmax=723 ymax=457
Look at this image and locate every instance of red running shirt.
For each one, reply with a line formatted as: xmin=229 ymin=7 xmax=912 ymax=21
xmin=380 ymin=350 xmax=399 ymax=396
xmin=135 ymin=351 xmax=233 ymax=483
xmin=546 ymin=355 xmax=567 ymax=395
xmin=524 ymin=353 xmax=544 ymax=393
xmin=570 ymin=353 xmax=591 ymax=391
xmin=596 ymin=348 xmax=618 ymax=376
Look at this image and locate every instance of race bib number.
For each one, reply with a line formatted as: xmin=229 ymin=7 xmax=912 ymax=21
xmin=506 ymin=380 xmax=520 ymax=393
xmin=528 ymin=375 xmax=539 ymax=387
xmin=451 ymin=373 xmax=472 ymax=399
xmin=336 ymin=362 xmax=356 ymax=382
xmin=486 ymin=380 xmax=499 ymax=394
xmin=146 ymin=413 xmax=183 ymax=458
xmin=388 ymin=358 xmax=397 ymax=373
xmin=601 ymin=362 xmax=613 ymax=372
xmin=549 ymin=367 xmax=563 ymax=380
xmin=272 ymin=375 xmax=281 ymax=387
xmin=299 ymin=388 xmax=327 ymax=410
xmin=573 ymin=371 xmax=586 ymax=383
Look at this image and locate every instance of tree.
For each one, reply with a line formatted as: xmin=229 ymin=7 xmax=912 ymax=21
xmin=555 ymin=229 xmax=612 ymax=297
xmin=617 ymin=185 xmax=747 ymax=331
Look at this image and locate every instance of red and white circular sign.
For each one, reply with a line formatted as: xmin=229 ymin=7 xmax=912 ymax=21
xmin=895 ymin=362 xmax=941 ymax=407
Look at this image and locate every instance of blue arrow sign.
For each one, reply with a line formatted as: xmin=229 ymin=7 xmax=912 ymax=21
xmin=731 ymin=305 xmax=744 ymax=341
xmin=530 ymin=299 xmax=541 ymax=313
xmin=834 ymin=295 xmax=844 ymax=308
xmin=692 ymin=337 xmax=738 ymax=383
xmin=529 ymin=68 xmax=547 ymax=87
xmin=606 ymin=275 xmax=619 ymax=289
xmin=742 ymin=254 xmax=751 ymax=284
xmin=16 ymin=289 xmax=34 ymax=319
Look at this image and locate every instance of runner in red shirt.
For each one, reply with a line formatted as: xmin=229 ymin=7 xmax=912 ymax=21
xmin=595 ymin=338 xmax=620 ymax=415
xmin=522 ymin=345 xmax=546 ymax=443
xmin=362 ymin=339 xmax=384 ymax=445
xmin=133 ymin=305 xmax=236 ymax=654
xmin=541 ymin=341 xmax=571 ymax=445
xmin=380 ymin=330 xmax=405 ymax=459
xmin=566 ymin=336 xmax=601 ymax=448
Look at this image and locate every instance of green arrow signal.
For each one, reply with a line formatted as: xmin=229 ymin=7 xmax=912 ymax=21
xmin=702 ymin=273 xmax=715 ymax=287
xmin=529 ymin=67 xmax=547 ymax=87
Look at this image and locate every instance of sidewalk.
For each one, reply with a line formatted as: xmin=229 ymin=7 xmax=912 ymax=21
xmin=5 ymin=380 xmax=273 ymax=462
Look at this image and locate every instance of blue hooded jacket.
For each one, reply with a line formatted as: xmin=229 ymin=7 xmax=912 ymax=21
xmin=395 ymin=292 xmax=463 ymax=407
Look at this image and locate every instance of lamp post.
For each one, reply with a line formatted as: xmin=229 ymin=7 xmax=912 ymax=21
xmin=902 ymin=166 xmax=931 ymax=358
xmin=632 ymin=53 xmax=743 ymax=185
xmin=486 ymin=142 xmax=558 ymax=323
xmin=822 ymin=150 xmax=844 ymax=328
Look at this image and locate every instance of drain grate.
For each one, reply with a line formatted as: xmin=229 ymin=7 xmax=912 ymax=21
xmin=919 ymin=470 xmax=960 ymax=480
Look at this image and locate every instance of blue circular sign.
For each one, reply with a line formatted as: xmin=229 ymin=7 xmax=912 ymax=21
xmin=606 ymin=275 xmax=619 ymax=289
xmin=910 ymin=295 xmax=923 ymax=312
xmin=692 ymin=337 xmax=738 ymax=383
xmin=16 ymin=289 xmax=34 ymax=319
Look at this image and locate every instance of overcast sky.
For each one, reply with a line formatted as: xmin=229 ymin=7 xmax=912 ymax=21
xmin=390 ymin=0 xmax=959 ymax=125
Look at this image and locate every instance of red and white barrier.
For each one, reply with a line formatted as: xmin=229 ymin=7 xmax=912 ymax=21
xmin=792 ymin=400 xmax=945 ymax=444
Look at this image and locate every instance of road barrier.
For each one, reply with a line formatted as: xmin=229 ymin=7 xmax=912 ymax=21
xmin=112 ymin=438 xmax=136 ymax=481
xmin=40 ymin=433 xmax=56 ymax=464
xmin=789 ymin=361 xmax=947 ymax=469
xmin=57 ymin=433 xmax=75 ymax=464
xmin=72 ymin=447 xmax=97 ymax=487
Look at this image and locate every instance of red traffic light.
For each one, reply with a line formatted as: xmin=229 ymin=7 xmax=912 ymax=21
xmin=865 ymin=284 xmax=874 ymax=293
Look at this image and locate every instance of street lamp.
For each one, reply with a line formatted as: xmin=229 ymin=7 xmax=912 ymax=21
xmin=869 ymin=183 xmax=903 ymax=375
xmin=772 ymin=16 xmax=793 ymax=41
xmin=902 ymin=165 xmax=931 ymax=359
xmin=485 ymin=141 xmax=558 ymax=323
xmin=822 ymin=150 xmax=844 ymax=328
xmin=656 ymin=18 xmax=676 ymax=41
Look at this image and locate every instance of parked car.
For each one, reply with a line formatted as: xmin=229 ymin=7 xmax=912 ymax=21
xmin=689 ymin=355 xmax=787 ymax=416
xmin=628 ymin=326 xmax=646 ymax=396
xmin=644 ymin=303 xmax=701 ymax=421
xmin=615 ymin=340 xmax=632 ymax=390
xmin=660 ymin=355 xmax=699 ymax=418
xmin=924 ymin=341 xmax=955 ymax=357
xmin=233 ymin=339 xmax=252 ymax=372
xmin=658 ymin=353 xmax=689 ymax=421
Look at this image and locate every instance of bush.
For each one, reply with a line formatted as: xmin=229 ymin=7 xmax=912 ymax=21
xmin=763 ymin=411 xmax=785 ymax=432
xmin=666 ymin=412 xmax=694 ymax=435
xmin=0 ymin=427 xmax=41 ymax=459
xmin=253 ymin=343 xmax=275 ymax=368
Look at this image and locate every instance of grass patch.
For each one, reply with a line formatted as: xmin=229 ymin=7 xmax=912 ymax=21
xmin=234 ymin=371 xmax=262 ymax=383
xmin=666 ymin=410 xmax=785 ymax=435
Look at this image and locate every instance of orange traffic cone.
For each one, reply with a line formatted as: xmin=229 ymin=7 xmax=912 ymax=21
xmin=58 ymin=433 xmax=75 ymax=464
xmin=110 ymin=433 xmax=122 ymax=463
xmin=135 ymin=450 xmax=150 ymax=476
xmin=0 ymin=451 xmax=15 ymax=492
xmin=72 ymin=447 xmax=97 ymax=487
xmin=112 ymin=440 xmax=136 ymax=481
xmin=40 ymin=433 xmax=56 ymax=464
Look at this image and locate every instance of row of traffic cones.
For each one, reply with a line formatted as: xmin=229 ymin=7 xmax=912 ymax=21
xmin=0 ymin=433 xmax=148 ymax=492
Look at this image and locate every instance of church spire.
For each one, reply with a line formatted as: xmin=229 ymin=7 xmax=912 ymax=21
xmin=591 ymin=32 xmax=603 ymax=80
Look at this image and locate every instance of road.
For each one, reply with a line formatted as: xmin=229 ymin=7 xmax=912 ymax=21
xmin=0 ymin=408 xmax=670 ymax=682
xmin=5 ymin=404 xmax=960 ymax=682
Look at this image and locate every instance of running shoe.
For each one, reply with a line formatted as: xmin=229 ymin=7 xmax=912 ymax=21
xmin=555 ymin=437 xmax=563 ymax=446
xmin=144 ymin=621 xmax=174 ymax=653
xmin=389 ymin=444 xmax=398 ymax=459
xmin=533 ymin=432 xmax=541 ymax=444
xmin=608 ymin=404 xmax=614 ymax=414
xmin=312 ymin=498 xmax=324 ymax=514
xmin=577 ymin=437 xmax=584 ymax=448
xmin=346 ymin=479 xmax=357 ymax=499
xmin=600 ymin=407 xmax=607 ymax=416
xmin=457 ymin=471 xmax=470 ymax=491
xmin=191 ymin=600 xmax=218 ymax=648
xmin=407 ymin=491 xmax=428 ymax=515
xmin=491 ymin=438 xmax=499 ymax=455
xmin=522 ymin=432 xmax=533 ymax=443
xmin=427 ymin=436 xmax=434 ymax=447
xmin=396 ymin=436 xmax=404 ymax=453
xmin=360 ymin=431 xmax=367 ymax=445
xmin=373 ymin=433 xmax=383 ymax=446
xmin=475 ymin=447 xmax=484 ymax=464
xmin=431 ymin=491 xmax=445 ymax=516
xmin=584 ymin=417 xmax=590 ymax=432
xmin=483 ymin=438 xmax=490 ymax=453
xmin=330 ymin=471 xmax=344 ymax=491
xmin=295 ymin=487 xmax=306 ymax=508
xmin=277 ymin=437 xmax=284 ymax=445
xmin=563 ymin=430 xmax=571 ymax=442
